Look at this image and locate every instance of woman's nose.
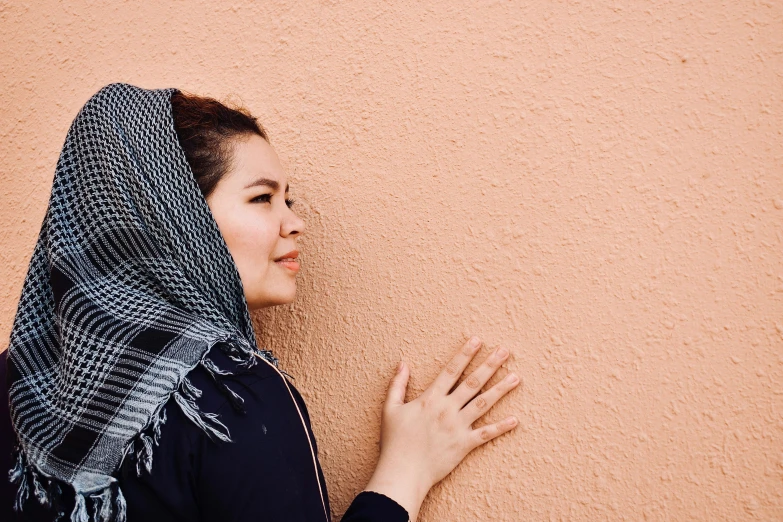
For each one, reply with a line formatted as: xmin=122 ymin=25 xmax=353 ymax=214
xmin=282 ymin=210 xmax=305 ymax=237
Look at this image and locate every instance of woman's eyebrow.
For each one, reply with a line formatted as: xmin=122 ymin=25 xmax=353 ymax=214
xmin=243 ymin=177 xmax=290 ymax=192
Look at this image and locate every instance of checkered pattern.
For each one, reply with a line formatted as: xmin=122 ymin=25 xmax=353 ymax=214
xmin=6 ymin=83 xmax=270 ymax=520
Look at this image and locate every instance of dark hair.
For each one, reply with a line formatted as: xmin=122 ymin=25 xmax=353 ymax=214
xmin=170 ymin=91 xmax=268 ymax=198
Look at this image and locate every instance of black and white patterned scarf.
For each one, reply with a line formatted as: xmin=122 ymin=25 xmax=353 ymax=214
xmin=5 ymin=82 xmax=278 ymax=521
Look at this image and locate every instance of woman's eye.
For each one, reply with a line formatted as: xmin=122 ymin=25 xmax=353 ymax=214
xmin=251 ymin=194 xmax=295 ymax=208
xmin=251 ymin=194 xmax=272 ymax=203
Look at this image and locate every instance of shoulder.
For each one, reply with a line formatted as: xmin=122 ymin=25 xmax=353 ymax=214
xmin=186 ymin=344 xmax=282 ymax=415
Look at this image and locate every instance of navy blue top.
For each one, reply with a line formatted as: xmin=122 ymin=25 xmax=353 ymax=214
xmin=0 ymin=348 xmax=409 ymax=522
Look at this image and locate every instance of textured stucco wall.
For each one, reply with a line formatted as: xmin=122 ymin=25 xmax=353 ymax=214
xmin=1 ymin=1 xmax=782 ymax=520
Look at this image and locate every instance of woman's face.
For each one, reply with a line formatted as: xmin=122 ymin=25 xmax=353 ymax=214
xmin=205 ymin=134 xmax=305 ymax=311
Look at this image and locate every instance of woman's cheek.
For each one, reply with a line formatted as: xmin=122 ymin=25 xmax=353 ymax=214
xmin=238 ymin=221 xmax=278 ymax=267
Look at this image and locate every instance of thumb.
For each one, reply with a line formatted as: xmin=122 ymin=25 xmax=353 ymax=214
xmin=384 ymin=361 xmax=409 ymax=408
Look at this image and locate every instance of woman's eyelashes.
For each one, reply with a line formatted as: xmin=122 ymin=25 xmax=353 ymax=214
xmin=251 ymin=193 xmax=295 ymax=208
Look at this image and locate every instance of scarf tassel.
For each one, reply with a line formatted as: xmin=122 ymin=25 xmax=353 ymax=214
xmin=152 ymin=406 xmax=167 ymax=445
xmin=127 ymin=398 xmax=168 ymax=477
xmin=71 ymin=493 xmax=88 ymax=522
xmin=69 ymin=483 xmax=126 ymax=522
xmin=172 ymin=376 xmax=232 ymax=443
xmin=9 ymin=446 xmax=29 ymax=512
xmin=219 ymin=336 xmax=259 ymax=370
xmin=93 ymin=487 xmax=112 ymax=522
xmin=221 ymin=334 xmax=292 ymax=380
xmin=32 ymin=466 xmax=50 ymax=506
xmin=200 ymin=357 xmax=246 ymax=413
xmin=136 ymin=434 xmax=154 ymax=476
xmin=8 ymin=445 xmax=54 ymax=513
xmin=10 ymin=445 xmax=126 ymax=522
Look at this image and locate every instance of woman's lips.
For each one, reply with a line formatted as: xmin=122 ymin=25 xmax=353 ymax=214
xmin=275 ymin=259 xmax=300 ymax=273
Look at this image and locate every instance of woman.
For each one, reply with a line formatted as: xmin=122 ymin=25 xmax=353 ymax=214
xmin=2 ymin=83 xmax=519 ymax=521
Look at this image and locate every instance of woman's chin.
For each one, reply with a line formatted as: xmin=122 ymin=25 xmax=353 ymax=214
xmin=246 ymin=290 xmax=296 ymax=310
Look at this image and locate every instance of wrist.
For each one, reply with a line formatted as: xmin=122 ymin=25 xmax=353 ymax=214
xmin=364 ymin=459 xmax=431 ymax=521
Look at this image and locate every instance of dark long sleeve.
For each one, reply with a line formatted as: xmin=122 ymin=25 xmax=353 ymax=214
xmin=342 ymin=491 xmax=411 ymax=521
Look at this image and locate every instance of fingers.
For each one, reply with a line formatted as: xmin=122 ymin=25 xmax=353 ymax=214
xmin=384 ymin=361 xmax=410 ymax=409
xmin=430 ymin=336 xmax=483 ymax=395
xmin=460 ymin=372 xmax=520 ymax=424
xmin=450 ymin=345 xmax=510 ymax=407
xmin=468 ymin=416 xmax=518 ymax=450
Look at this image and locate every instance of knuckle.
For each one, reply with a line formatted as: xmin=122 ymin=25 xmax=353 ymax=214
xmin=475 ymin=396 xmax=487 ymax=411
xmin=445 ymin=362 xmax=459 ymax=376
xmin=479 ymin=427 xmax=493 ymax=441
xmin=466 ymin=375 xmax=481 ymax=389
xmin=490 ymin=348 xmax=508 ymax=366
xmin=436 ymin=408 xmax=449 ymax=423
xmin=486 ymin=362 xmax=499 ymax=372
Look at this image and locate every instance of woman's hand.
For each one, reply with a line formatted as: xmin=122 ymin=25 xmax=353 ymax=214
xmin=364 ymin=336 xmax=520 ymax=520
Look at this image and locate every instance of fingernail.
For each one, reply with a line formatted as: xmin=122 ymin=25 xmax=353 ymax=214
xmin=470 ymin=336 xmax=480 ymax=348
xmin=497 ymin=347 xmax=509 ymax=358
xmin=507 ymin=417 xmax=518 ymax=427
xmin=506 ymin=373 xmax=519 ymax=384
xmin=397 ymin=361 xmax=404 ymax=374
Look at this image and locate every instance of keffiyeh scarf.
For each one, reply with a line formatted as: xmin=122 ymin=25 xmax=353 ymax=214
xmin=5 ymin=83 xmax=278 ymax=521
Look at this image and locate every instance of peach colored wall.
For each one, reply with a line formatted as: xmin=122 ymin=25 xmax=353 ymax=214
xmin=1 ymin=1 xmax=781 ymax=520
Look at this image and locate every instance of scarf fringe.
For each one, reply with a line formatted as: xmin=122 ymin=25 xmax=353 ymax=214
xmin=171 ymin=377 xmax=232 ymax=443
xmin=220 ymin=334 xmax=261 ymax=369
xmin=125 ymin=370 xmax=232 ymax=480
xmin=10 ymin=335 xmax=283 ymax=522
xmin=223 ymin=337 xmax=293 ymax=380
xmin=9 ymin=446 xmax=29 ymax=512
xmin=69 ymin=483 xmax=126 ymax=522
xmin=123 ymin=334 xmax=266 ymax=478
xmin=10 ymin=445 xmax=126 ymax=522
xmin=200 ymin=356 xmax=246 ymax=413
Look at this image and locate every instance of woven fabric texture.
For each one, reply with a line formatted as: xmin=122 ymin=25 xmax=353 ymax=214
xmin=5 ymin=83 xmax=274 ymax=521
